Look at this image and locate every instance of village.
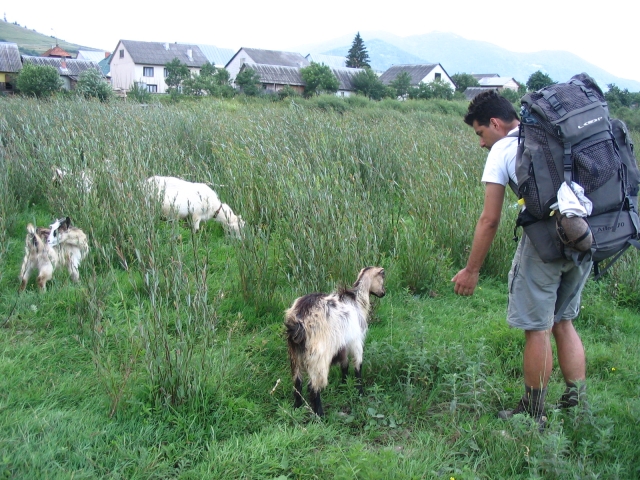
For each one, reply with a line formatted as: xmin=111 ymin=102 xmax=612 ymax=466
xmin=0 ymin=38 xmax=521 ymax=100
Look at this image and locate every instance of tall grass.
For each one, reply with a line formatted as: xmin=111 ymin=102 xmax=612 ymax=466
xmin=1 ymin=95 xmax=639 ymax=478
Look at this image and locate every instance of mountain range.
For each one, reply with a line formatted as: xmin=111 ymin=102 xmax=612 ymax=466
xmin=298 ymin=31 xmax=640 ymax=92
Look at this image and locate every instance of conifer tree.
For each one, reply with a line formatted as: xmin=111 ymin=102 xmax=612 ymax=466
xmin=346 ymin=32 xmax=371 ymax=69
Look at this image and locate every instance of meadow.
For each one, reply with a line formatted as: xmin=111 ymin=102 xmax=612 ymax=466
xmin=0 ymin=95 xmax=639 ymax=479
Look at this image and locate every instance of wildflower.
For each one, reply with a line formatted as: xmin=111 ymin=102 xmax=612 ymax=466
xmin=611 ymin=367 xmax=616 ymax=372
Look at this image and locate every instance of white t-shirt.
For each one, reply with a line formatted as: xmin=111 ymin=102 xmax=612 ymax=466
xmin=481 ymin=127 xmax=519 ymax=187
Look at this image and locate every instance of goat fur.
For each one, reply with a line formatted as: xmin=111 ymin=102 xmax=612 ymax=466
xmin=285 ymin=266 xmax=385 ymax=416
xmin=147 ymin=175 xmax=244 ymax=234
xmin=19 ymin=217 xmax=89 ymax=291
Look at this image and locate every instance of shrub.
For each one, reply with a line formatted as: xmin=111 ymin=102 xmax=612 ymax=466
xmin=16 ymin=63 xmax=62 ymax=97
xmin=76 ymin=69 xmax=112 ymax=102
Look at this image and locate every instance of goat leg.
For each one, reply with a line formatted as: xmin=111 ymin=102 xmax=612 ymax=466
xmin=355 ymin=366 xmax=364 ymax=396
xmin=308 ymin=385 xmax=324 ymax=417
xmin=293 ymin=377 xmax=304 ymax=408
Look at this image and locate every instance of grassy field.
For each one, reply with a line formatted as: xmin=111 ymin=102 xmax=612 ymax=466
xmin=1 ymin=95 xmax=639 ymax=479
xmin=0 ymin=21 xmax=102 ymax=56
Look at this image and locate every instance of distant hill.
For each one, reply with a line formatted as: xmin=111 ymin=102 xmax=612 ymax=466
xmin=324 ymin=39 xmax=431 ymax=72
xmin=0 ymin=21 xmax=103 ymax=57
xmin=300 ymin=31 xmax=640 ymax=92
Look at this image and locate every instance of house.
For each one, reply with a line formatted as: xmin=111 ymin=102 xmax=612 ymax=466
xmin=21 ymin=55 xmax=103 ymax=90
xmin=477 ymin=76 xmax=520 ymax=91
xmin=331 ymin=67 xmax=366 ymax=97
xmin=471 ymin=73 xmax=499 ymax=81
xmin=184 ymin=44 xmax=234 ymax=68
xmin=41 ymin=45 xmax=73 ymax=58
xmin=379 ymin=64 xmax=455 ymax=90
xmin=239 ymin=64 xmax=305 ymax=94
xmin=109 ymin=40 xmax=211 ymax=93
xmin=98 ymin=55 xmax=111 ymax=83
xmin=238 ymin=63 xmax=364 ymax=97
xmin=77 ymin=50 xmax=111 ymax=62
xmin=463 ymin=86 xmax=496 ymax=101
xmin=225 ymin=47 xmax=309 ymax=84
xmin=0 ymin=42 xmax=22 ymax=93
xmin=305 ymin=53 xmax=347 ymax=69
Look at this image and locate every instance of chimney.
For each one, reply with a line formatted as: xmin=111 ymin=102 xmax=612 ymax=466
xmin=105 ymin=51 xmax=110 ymax=58
xmin=164 ymin=42 xmax=170 ymax=51
xmin=187 ymin=48 xmax=193 ymax=61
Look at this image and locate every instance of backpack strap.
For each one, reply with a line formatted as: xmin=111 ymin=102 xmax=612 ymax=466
xmin=507 ymin=129 xmax=521 ymax=197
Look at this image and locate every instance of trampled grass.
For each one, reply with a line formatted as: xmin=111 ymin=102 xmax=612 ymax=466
xmin=0 ymin=95 xmax=639 ymax=478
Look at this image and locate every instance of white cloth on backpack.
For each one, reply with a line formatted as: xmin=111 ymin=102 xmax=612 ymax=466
xmin=552 ymin=182 xmax=593 ymax=217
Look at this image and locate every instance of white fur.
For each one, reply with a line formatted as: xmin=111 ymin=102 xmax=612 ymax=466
xmin=285 ymin=267 xmax=386 ymax=415
xmin=52 ymin=167 xmax=94 ymax=193
xmin=147 ymin=175 xmax=244 ymax=234
xmin=19 ymin=217 xmax=89 ymax=292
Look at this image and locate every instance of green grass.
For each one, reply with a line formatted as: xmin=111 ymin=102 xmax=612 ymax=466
xmin=1 ymin=96 xmax=639 ymax=479
xmin=0 ymin=21 xmax=98 ymax=56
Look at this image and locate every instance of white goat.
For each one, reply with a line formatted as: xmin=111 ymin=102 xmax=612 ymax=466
xmin=146 ymin=176 xmax=244 ymax=234
xmin=52 ymin=166 xmax=94 ymax=193
xmin=19 ymin=217 xmax=89 ymax=292
xmin=285 ymin=267 xmax=386 ymax=416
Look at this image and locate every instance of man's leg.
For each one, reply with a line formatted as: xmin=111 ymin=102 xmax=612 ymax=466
xmin=499 ymin=329 xmax=551 ymax=424
xmin=552 ymin=319 xmax=587 ymax=408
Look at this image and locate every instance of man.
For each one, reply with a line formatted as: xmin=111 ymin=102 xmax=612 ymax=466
xmin=452 ymin=90 xmax=590 ymax=427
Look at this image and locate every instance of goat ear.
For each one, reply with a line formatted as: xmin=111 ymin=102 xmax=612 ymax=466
xmin=64 ymin=217 xmax=72 ymax=228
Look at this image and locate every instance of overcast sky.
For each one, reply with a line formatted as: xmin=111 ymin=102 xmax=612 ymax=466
xmin=6 ymin=0 xmax=639 ymax=83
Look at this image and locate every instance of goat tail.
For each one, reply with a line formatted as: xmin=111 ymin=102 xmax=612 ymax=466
xmin=285 ymin=314 xmax=306 ymax=376
xmin=26 ymin=224 xmax=47 ymax=252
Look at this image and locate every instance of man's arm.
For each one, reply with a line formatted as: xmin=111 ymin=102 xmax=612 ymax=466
xmin=452 ymin=182 xmax=506 ymax=296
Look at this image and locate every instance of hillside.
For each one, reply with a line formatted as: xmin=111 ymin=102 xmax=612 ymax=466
xmin=0 ymin=20 xmax=102 ymax=56
xmin=302 ymin=31 xmax=640 ymax=91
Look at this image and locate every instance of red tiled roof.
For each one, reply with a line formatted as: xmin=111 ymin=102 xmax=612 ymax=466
xmin=42 ymin=45 xmax=72 ymax=58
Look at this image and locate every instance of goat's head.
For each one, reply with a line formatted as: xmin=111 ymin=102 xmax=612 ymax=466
xmin=356 ymin=266 xmax=386 ymax=298
xmin=47 ymin=216 xmax=72 ymax=247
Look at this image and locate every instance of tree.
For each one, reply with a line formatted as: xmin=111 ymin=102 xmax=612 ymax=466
xmin=389 ymin=71 xmax=412 ymax=98
xmin=235 ymin=67 xmax=262 ymax=96
xmin=16 ymin=63 xmax=62 ymax=97
xmin=75 ymin=69 xmax=112 ymax=102
xmin=352 ymin=68 xmax=390 ymax=100
xmin=450 ymin=73 xmax=480 ymax=93
xmin=499 ymin=87 xmax=521 ymax=104
xmin=346 ymin=32 xmax=370 ymax=69
xmin=407 ymin=79 xmax=454 ymax=100
xmin=164 ymin=58 xmax=190 ymax=93
xmin=605 ymin=83 xmax=636 ymax=110
xmin=300 ymin=62 xmax=339 ymax=97
xmin=526 ymin=71 xmax=555 ymax=91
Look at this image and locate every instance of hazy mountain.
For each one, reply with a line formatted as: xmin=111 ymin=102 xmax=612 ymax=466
xmin=0 ymin=21 xmax=100 ymax=57
xmin=298 ymin=31 xmax=640 ymax=91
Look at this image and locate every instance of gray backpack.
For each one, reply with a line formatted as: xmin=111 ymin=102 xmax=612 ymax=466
xmin=513 ymin=73 xmax=640 ymax=277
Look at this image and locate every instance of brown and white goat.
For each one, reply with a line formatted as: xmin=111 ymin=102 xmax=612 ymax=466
xmin=285 ymin=267 xmax=386 ymax=416
xmin=19 ymin=217 xmax=89 ymax=291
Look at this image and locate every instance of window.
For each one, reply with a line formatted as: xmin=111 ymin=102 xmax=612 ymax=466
xmin=435 ymin=72 xmax=441 ymax=81
xmin=143 ymin=67 xmax=154 ymax=77
xmin=119 ymin=49 xmax=124 ymax=59
xmin=147 ymin=84 xmax=157 ymax=93
xmin=164 ymin=68 xmax=168 ymax=78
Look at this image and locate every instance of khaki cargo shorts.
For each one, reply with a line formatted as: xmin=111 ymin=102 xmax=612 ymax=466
xmin=507 ymin=234 xmax=592 ymax=331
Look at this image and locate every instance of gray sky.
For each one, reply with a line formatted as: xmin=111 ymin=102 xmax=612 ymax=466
xmin=6 ymin=0 xmax=639 ymax=83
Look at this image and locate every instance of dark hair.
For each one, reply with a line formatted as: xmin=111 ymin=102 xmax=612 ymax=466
xmin=464 ymin=90 xmax=519 ymax=127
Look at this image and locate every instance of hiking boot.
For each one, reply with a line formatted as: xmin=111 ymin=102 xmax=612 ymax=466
xmin=552 ymin=383 xmax=588 ymax=411
xmin=498 ymin=387 xmax=547 ymax=431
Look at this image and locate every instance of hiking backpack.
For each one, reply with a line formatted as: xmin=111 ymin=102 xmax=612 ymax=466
xmin=513 ymin=73 xmax=640 ymax=276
